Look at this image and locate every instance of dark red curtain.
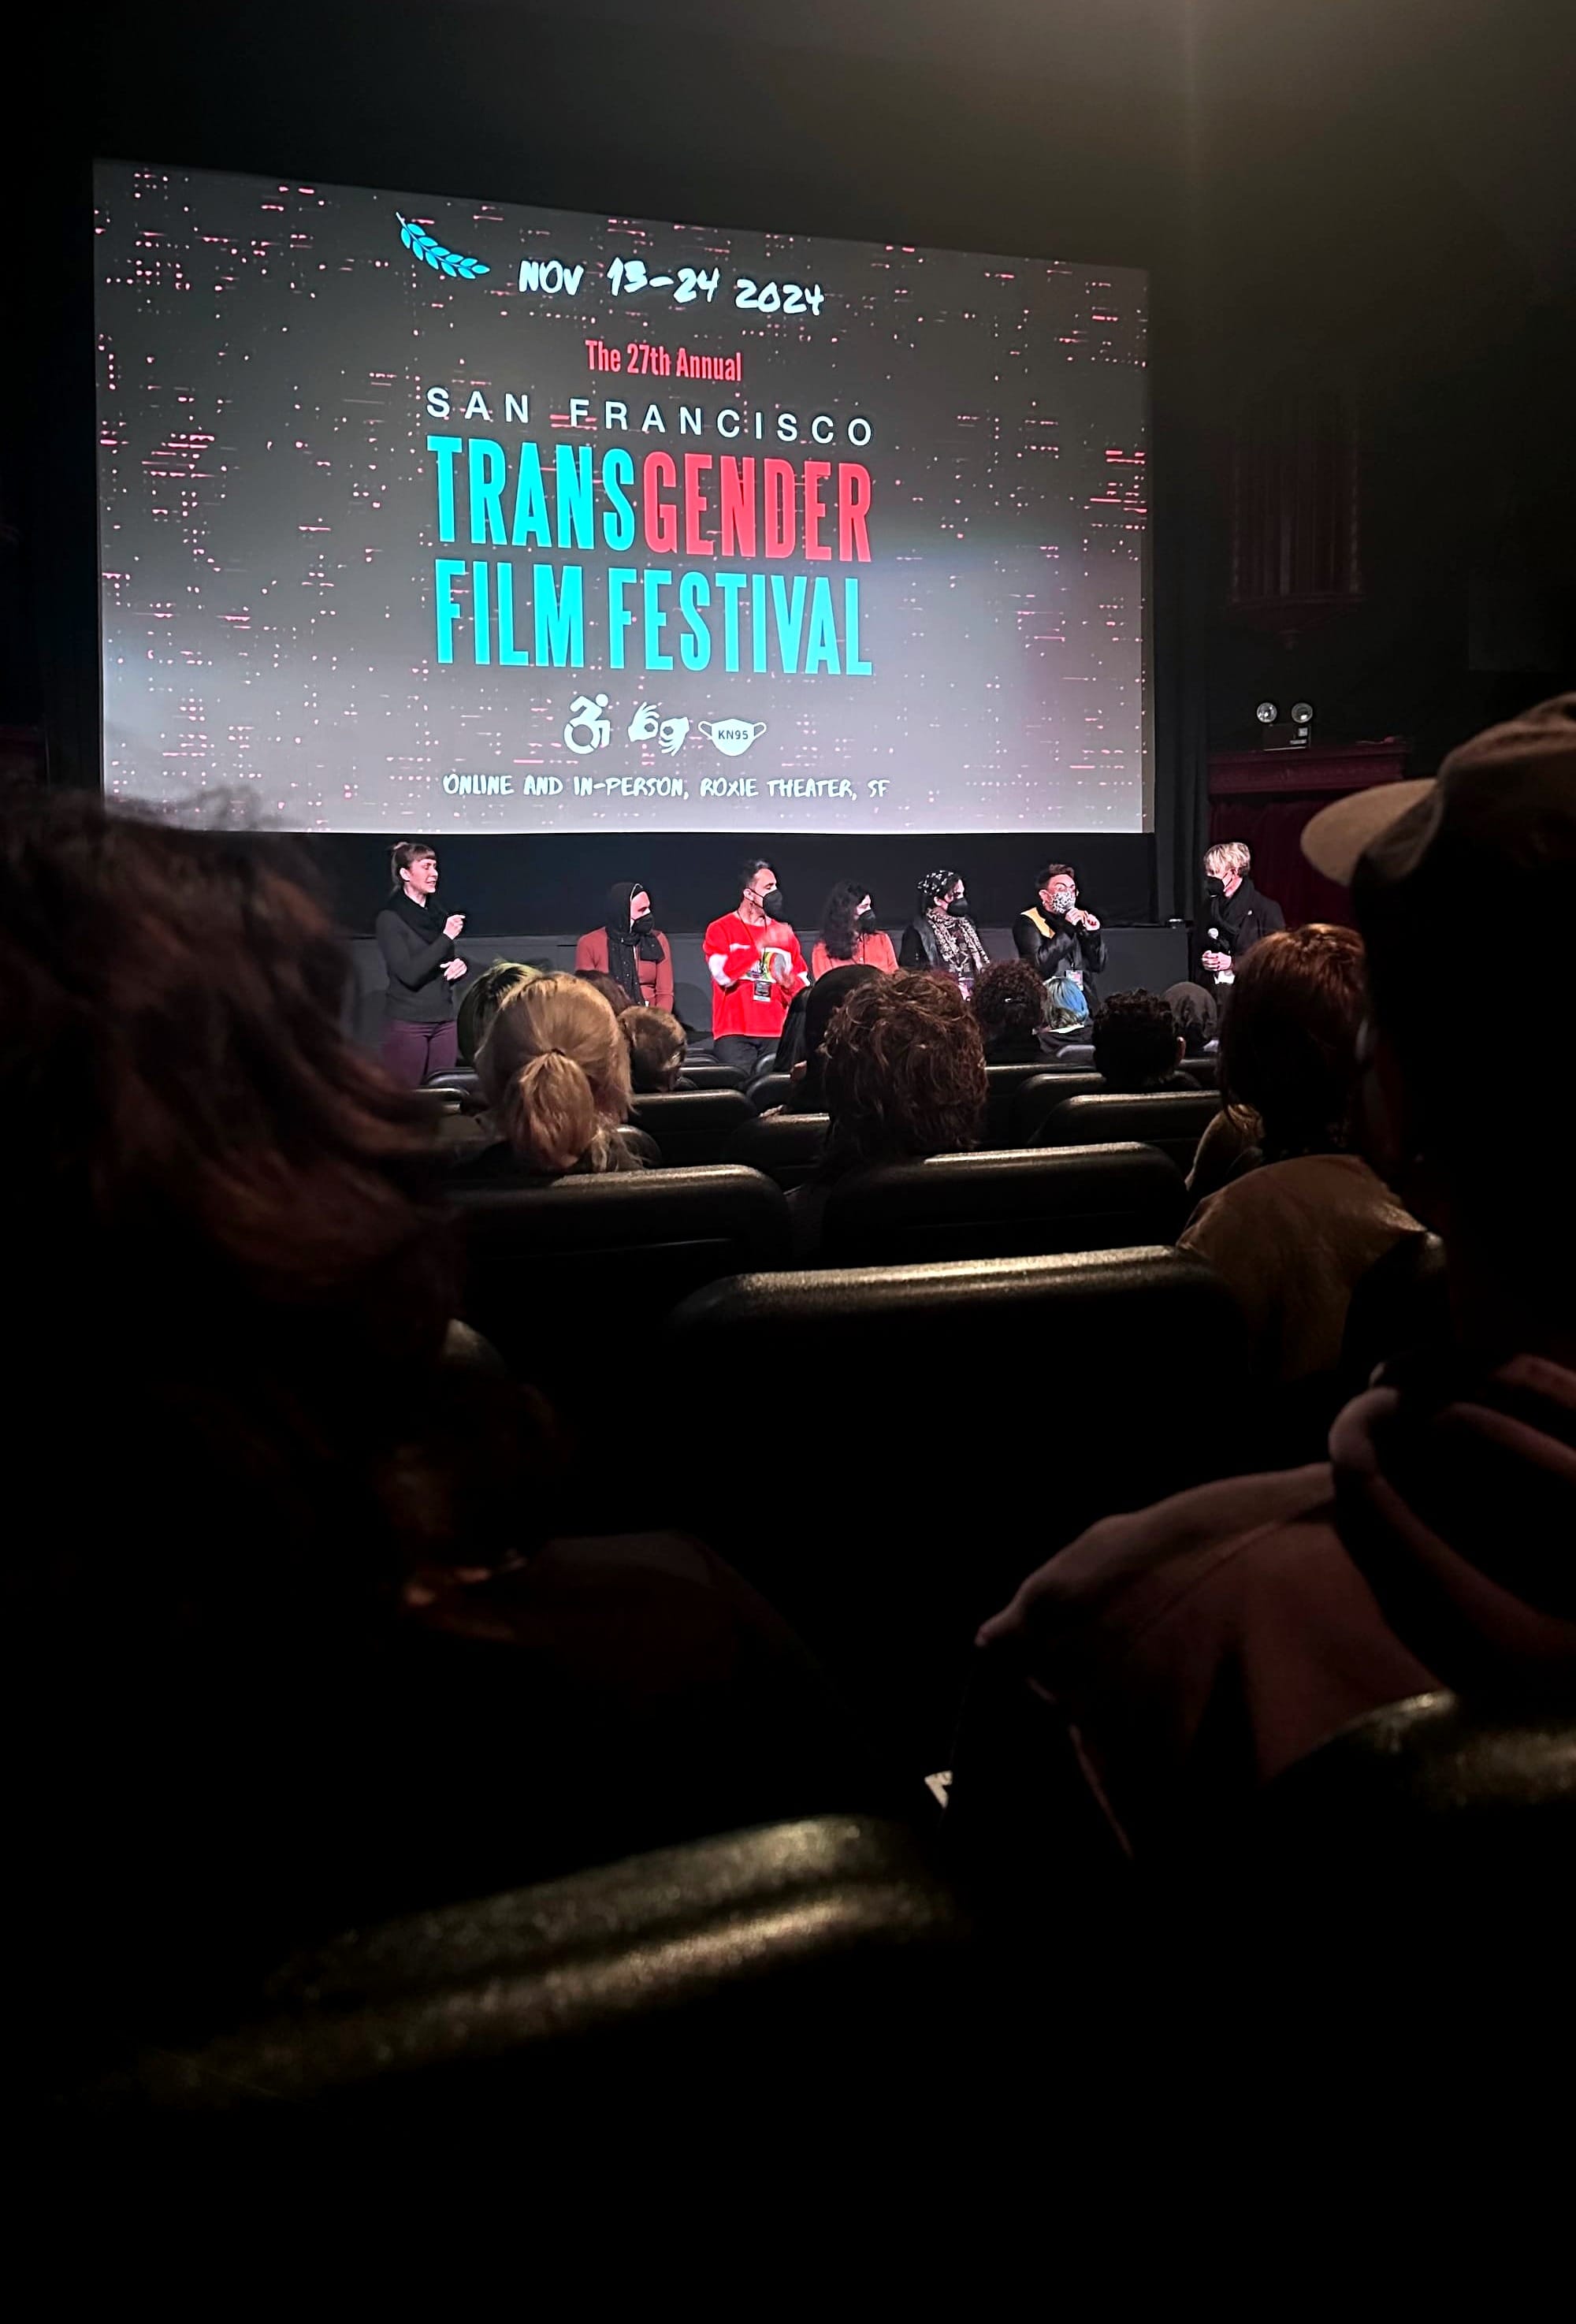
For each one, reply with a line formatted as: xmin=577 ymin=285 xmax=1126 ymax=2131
xmin=1208 ymin=797 xmax=1355 ymax=928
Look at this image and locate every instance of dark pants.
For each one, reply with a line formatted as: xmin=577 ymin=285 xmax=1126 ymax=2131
xmin=715 ymin=1035 xmax=779 ymax=1083
xmin=381 ymin=1017 xmax=458 ymax=1087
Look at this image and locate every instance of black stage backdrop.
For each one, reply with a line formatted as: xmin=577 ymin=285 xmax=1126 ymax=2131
xmin=309 ymin=826 xmax=1154 ymax=939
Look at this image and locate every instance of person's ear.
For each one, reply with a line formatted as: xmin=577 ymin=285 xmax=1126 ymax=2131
xmin=1174 ymin=1035 xmax=1186 ymax=1067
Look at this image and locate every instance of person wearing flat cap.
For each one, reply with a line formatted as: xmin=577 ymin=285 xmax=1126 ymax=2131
xmin=955 ymin=694 xmax=1576 ymax=1872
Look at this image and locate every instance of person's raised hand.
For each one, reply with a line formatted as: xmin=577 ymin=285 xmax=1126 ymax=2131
xmin=444 ymin=912 xmax=466 ymax=939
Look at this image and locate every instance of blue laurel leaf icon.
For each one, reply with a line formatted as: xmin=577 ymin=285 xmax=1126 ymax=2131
xmin=395 ymin=214 xmax=490 ymax=281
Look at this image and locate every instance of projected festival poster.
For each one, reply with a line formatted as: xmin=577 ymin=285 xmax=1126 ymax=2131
xmin=95 ymin=162 xmax=1149 ymax=835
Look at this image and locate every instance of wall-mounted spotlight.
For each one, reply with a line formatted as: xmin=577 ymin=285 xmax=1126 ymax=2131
xmin=1255 ymin=701 xmax=1279 ymax=725
xmin=1290 ymin=701 xmax=1314 ymax=746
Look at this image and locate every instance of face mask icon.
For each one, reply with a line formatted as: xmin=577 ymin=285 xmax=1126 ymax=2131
xmin=658 ymin=717 xmax=690 ymax=756
xmin=698 ymin=720 xmax=766 ymax=757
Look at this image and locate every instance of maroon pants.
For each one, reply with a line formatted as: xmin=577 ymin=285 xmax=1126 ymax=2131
xmin=381 ymin=1017 xmax=459 ymax=1087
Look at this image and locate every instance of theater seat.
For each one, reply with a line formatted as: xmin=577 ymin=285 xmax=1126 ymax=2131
xmin=749 ymin=1073 xmax=793 ymax=1114
xmin=978 ymin=1064 xmax=1097 ymax=1145
xmin=725 ymin=1110 xmax=831 ymax=1191
xmin=427 ymin=1069 xmax=484 ymax=1099
xmin=1340 ymin=1230 xmax=1449 ymax=1398
xmin=1007 ymin=1070 xmax=1107 ymax=1146
xmin=628 ymin=1088 xmax=755 ymax=1166
xmin=1035 ymin=1088 xmax=1221 ymax=1174
xmin=1233 ymin=1693 xmax=1576 ymax=2076
xmin=677 ymin=1062 xmax=748 ymax=1091
xmin=817 ymin=1144 xmax=1188 ymax=1265
xmin=667 ymin=1247 xmax=1243 ymax=1759
xmin=451 ymin=1166 xmax=788 ymax=1400
xmin=101 ymin=1817 xmax=971 ymax=2139
xmin=1176 ymin=1054 xmax=1218 ymax=1090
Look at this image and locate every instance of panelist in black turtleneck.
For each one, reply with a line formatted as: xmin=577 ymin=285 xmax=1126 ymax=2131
xmin=374 ymin=838 xmax=467 ymax=1087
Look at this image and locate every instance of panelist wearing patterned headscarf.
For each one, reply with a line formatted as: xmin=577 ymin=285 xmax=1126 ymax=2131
xmin=899 ymin=868 xmax=991 ymax=991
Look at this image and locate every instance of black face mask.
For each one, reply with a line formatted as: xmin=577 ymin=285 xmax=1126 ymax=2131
xmin=756 ymin=887 xmax=784 ymax=918
xmin=630 ymin=910 xmax=656 ymax=938
xmin=947 ymin=895 xmax=972 ymax=919
xmin=1204 ymin=875 xmax=1226 ymax=902
xmin=856 ymin=909 xmax=879 ymax=935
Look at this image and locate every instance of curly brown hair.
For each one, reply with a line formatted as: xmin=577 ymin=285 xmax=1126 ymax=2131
xmin=820 ymin=970 xmax=987 ymax=1166
xmin=971 ymin=957 xmax=1046 ymax=1044
xmin=1221 ymin=923 xmax=1368 ymax=1158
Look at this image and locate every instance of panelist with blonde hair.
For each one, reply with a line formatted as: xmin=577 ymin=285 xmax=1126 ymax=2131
xmin=1199 ymin=838 xmax=1284 ymax=983
xmin=455 ymin=973 xmax=649 ymax=1184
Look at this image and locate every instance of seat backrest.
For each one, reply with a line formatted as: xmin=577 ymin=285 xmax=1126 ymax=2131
xmin=1007 ymin=1070 xmax=1108 ymax=1146
xmin=1340 ymin=1230 xmax=1449 ymax=1397
xmin=980 ymin=1063 xmax=1098 ymax=1145
xmin=818 ymin=1144 xmax=1188 ymax=1264
xmin=1176 ymin=1054 xmax=1218 ymax=1090
xmin=749 ymin=1073 xmax=794 ymax=1114
xmin=667 ymin=1246 xmax=1243 ymax=1760
xmin=451 ymin=1165 xmax=788 ymax=1385
xmin=113 ymin=1817 xmax=970 ymax=2132
xmin=1243 ymin=1693 xmax=1576 ymax=2006
xmin=1036 ymin=1088 xmax=1221 ymax=1174
xmin=678 ymin=1062 xmax=747 ymax=1092
xmin=628 ymin=1088 xmax=755 ymax=1166
xmin=427 ymin=1069 xmax=484 ymax=1099
xmin=725 ymin=1110 xmax=831 ymax=1192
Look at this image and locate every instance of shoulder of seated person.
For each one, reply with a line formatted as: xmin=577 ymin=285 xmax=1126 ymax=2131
xmin=983 ymin=1463 xmax=1337 ymax=1642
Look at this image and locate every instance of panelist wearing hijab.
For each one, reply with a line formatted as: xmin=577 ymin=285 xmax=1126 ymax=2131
xmin=575 ymin=882 xmax=675 ymax=1013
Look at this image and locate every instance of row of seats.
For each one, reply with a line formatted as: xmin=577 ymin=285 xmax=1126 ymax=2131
xmin=623 ymin=1082 xmax=1222 ymax=1177
xmin=453 ymin=1167 xmax=1236 ymax=1746
xmin=108 ymin=1690 xmax=1571 ymax=2135
xmin=452 ymin=1144 xmax=1191 ymax=1350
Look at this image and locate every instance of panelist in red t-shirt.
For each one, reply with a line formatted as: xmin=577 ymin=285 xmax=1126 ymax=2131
xmin=704 ymin=860 xmax=810 ymax=1082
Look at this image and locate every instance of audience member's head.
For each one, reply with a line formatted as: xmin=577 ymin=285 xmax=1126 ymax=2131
xmin=1308 ymin=693 xmax=1576 ymax=1335
xmin=478 ymin=972 xmax=632 ymax=1173
xmin=971 ymin=958 xmax=1046 ymax=1058
xmin=821 ymin=970 xmax=987 ymax=1167
xmin=1166 ymin=979 xmax=1219 ymax=1056
xmin=574 ymin=968 xmax=634 ymax=1016
xmin=1218 ymin=924 xmax=1367 ymax=1161
xmin=457 ymin=959 xmax=542 ymax=1065
xmin=1092 ymin=988 xmax=1185 ymax=1091
xmin=1 ymin=790 xmax=479 ymax=1772
xmin=620 ymin=1004 xmax=687 ymax=1092
xmin=794 ymin=963 xmax=882 ymax=1106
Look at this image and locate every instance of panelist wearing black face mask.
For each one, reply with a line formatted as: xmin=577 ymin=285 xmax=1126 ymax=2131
xmin=812 ymin=880 xmax=899 ymax=980
xmin=1197 ymin=841 xmax=1284 ymax=987
xmin=703 ymin=858 xmax=810 ymax=1081
xmin=575 ymin=881 xmax=675 ymax=1012
xmin=900 ymin=868 xmax=991 ymax=993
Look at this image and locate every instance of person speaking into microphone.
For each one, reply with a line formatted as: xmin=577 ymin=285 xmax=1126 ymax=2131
xmin=375 ymin=838 xmax=468 ymax=1086
xmin=1013 ymin=861 xmax=1107 ymax=1023
xmin=704 ymin=859 xmax=809 ymax=1081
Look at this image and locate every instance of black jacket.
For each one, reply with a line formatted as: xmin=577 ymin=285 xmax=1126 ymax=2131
xmin=1012 ymin=908 xmax=1108 ymax=987
xmin=1201 ymin=878 xmax=1284 ymax=972
xmin=376 ymin=891 xmax=458 ymax=1022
